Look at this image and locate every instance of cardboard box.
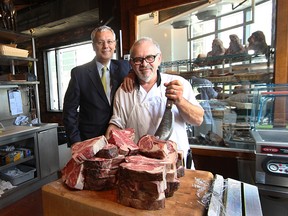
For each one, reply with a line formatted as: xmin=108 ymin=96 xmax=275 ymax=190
xmin=0 ymin=44 xmax=29 ymax=57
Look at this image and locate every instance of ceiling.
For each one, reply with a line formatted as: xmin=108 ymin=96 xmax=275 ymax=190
xmin=13 ymin=0 xmax=50 ymax=11
xmin=11 ymin=0 xmax=100 ymax=37
xmin=138 ymin=0 xmax=258 ymax=29
xmin=10 ymin=0 xmax=256 ymax=37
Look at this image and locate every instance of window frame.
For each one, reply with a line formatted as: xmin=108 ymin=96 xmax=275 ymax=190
xmin=184 ymin=0 xmax=272 ymax=63
xmin=44 ymin=41 xmax=94 ymax=112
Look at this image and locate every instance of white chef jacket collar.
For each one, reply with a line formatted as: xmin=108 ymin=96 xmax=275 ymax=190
xmin=135 ymin=70 xmax=161 ymax=89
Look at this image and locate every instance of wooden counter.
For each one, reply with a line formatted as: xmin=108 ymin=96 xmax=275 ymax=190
xmin=42 ymin=170 xmax=214 ymax=216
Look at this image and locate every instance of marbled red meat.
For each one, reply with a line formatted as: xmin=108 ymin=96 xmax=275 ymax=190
xmin=61 ymin=158 xmax=84 ymax=190
xmin=137 ymin=135 xmax=178 ymax=167
xmin=138 ymin=135 xmax=170 ymax=159
xmin=108 ymin=128 xmax=138 ymax=155
xmin=117 ymin=195 xmax=165 ymax=210
xmin=95 ymin=143 xmax=118 ymax=159
xmin=125 ymin=155 xmax=173 ymax=171
xmin=84 ymin=157 xmax=112 ymax=169
xmin=111 ymin=154 xmax=125 ymax=168
xmin=165 ymin=179 xmax=180 ymax=198
xmin=71 ymin=136 xmax=107 ymax=164
xmin=119 ymin=162 xmax=166 ymax=182
xmin=84 ymin=175 xmax=116 ymax=191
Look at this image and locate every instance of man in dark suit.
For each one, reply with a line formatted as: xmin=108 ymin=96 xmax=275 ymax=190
xmin=63 ymin=25 xmax=130 ymax=147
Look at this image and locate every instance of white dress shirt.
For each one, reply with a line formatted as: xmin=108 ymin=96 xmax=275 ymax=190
xmin=96 ymin=61 xmax=111 ymax=104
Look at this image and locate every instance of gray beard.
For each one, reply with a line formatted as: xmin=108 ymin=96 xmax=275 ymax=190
xmin=139 ymin=74 xmax=153 ymax=82
xmin=137 ymin=69 xmax=155 ymax=83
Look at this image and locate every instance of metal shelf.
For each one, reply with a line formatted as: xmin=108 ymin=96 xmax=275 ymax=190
xmin=0 ymin=29 xmax=41 ymax=123
xmin=0 ymin=55 xmax=37 ymax=66
xmin=0 ymin=81 xmax=39 ymax=85
xmin=0 ymin=156 xmax=35 ymax=172
xmin=0 ymin=29 xmax=32 ymax=43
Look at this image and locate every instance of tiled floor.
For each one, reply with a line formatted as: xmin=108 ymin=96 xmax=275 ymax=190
xmin=0 ymin=189 xmax=43 ymax=216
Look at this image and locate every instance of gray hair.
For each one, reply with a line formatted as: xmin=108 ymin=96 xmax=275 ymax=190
xmin=90 ymin=25 xmax=116 ymax=42
xmin=130 ymin=37 xmax=161 ymax=57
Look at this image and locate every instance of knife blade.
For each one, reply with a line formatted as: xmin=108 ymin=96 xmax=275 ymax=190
xmin=154 ymin=99 xmax=174 ymax=140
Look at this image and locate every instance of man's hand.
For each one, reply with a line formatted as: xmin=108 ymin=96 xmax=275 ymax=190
xmin=165 ymin=80 xmax=204 ymax=126
xmin=105 ymin=124 xmax=121 ymax=140
xmin=121 ymin=69 xmax=135 ymax=92
xmin=164 ymin=80 xmax=184 ymax=104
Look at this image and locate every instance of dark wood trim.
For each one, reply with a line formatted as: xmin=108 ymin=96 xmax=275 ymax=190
xmin=191 ymin=147 xmax=256 ymax=160
xmin=274 ymin=0 xmax=288 ymax=84
xmin=120 ymin=0 xmax=208 ymax=55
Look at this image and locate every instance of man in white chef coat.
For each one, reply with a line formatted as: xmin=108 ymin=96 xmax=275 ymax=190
xmin=106 ymin=37 xmax=204 ymax=169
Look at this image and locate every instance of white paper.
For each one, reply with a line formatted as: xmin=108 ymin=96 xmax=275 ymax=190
xmin=8 ymin=90 xmax=23 ymax=115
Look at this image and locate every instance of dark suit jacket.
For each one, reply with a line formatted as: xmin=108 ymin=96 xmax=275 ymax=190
xmin=63 ymin=58 xmax=130 ymax=146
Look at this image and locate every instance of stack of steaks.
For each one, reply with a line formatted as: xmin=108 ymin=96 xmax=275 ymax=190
xmin=116 ymin=134 xmax=183 ymax=210
xmin=61 ymin=129 xmax=185 ymax=210
xmin=62 ymin=132 xmax=136 ymax=190
xmin=83 ymin=145 xmax=125 ymax=190
xmin=61 ymin=135 xmax=108 ymax=189
xmin=117 ymin=161 xmax=167 ymax=210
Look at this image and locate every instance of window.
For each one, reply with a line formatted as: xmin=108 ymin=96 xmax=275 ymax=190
xmin=188 ymin=0 xmax=272 ymax=59
xmin=45 ymin=42 xmax=95 ymax=111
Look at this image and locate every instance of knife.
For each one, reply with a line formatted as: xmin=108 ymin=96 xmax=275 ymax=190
xmin=154 ymin=99 xmax=174 ymax=140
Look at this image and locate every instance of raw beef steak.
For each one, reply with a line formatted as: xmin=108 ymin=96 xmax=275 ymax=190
xmin=72 ymin=136 xmax=107 ymax=164
xmin=111 ymin=154 xmax=125 ymax=168
xmin=118 ymin=178 xmax=166 ymax=200
xmin=95 ymin=143 xmax=118 ymax=159
xmin=108 ymin=128 xmax=139 ymax=155
xmin=125 ymin=154 xmax=173 ymax=171
xmin=84 ymin=157 xmax=113 ymax=169
xmin=61 ymin=158 xmax=84 ymax=190
xmin=84 ymin=175 xmax=116 ymax=191
xmin=165 ymin=179 xmax=180 ymax=198
xmin=117 ymin=195 xmax=165 ymax=210
xmin=119 ymin=162 xmax=166 ymax=182
xmin=138 ymin=135 xmax=176 ymax=159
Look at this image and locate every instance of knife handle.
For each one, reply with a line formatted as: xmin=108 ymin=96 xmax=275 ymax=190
xmin=166 ymin=99 xmax=173 ymax=109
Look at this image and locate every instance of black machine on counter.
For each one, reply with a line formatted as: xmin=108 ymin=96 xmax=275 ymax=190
xmin=250 ymin=84 xmax=288 ymax=188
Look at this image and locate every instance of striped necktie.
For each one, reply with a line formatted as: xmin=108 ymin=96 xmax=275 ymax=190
xmin=101 ymin=66 xmax=107 ymax=93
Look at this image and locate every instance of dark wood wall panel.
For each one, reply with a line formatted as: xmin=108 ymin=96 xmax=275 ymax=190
xmin=274 ymin=0 xmax=288 ymax=84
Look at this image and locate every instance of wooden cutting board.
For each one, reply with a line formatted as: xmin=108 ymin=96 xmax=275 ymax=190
xmin=42 ymin=170 xmax=214 ymax=216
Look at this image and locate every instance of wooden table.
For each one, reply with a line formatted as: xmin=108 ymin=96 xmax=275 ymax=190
xmin=42 ymin=170 xmax=214 ymax=216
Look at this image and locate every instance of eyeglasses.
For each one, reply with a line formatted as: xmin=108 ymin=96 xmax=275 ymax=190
xmin=130 ymin=54 xmax=159 ymax=65
xmin=94 ymin=40 xmax=115 ymax=46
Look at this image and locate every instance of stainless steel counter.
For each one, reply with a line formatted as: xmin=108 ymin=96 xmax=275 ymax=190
xmin=0 ymin=123 xmax=58 ymax=142
xmin=0 ymin=122 xmax=59 ymax=208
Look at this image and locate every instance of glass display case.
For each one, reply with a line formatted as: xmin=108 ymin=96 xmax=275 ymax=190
xmin=250 ymin=84 xmax=288 ymax=130
xmin=160 ymin=51 xmax=274 ymax=149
